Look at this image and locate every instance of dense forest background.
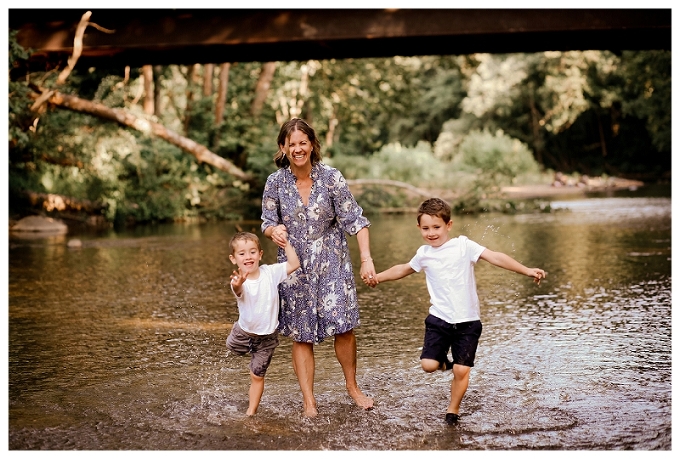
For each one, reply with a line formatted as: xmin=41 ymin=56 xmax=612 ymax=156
xmin=8 ymin=30 xmax=671 ymax=227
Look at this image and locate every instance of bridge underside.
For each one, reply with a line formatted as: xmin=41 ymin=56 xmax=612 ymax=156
xmin=11 ymin=9 xmax=671 ymax=70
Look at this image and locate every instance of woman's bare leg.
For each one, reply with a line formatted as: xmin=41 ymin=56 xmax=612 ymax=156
xmin=292 ymin=341 xmax=318 ymax=417
xmin=334 ymin=330 xmax=374 ymax=410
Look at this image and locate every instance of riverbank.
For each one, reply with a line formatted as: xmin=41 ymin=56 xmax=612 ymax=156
xmin=500 ymin=176 xmax=646 ymax=199
xmin=349 ymin=175 xmax=652 ymax=215
xmin=7 ymin=176 xmax=657 ymax=231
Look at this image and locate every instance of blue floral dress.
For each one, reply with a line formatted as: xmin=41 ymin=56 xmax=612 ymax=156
xmin=261 ymin=163 xmax=370 ymax=344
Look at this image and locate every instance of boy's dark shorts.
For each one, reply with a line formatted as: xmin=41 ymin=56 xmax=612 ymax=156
xmin=420 ymin=314 xmax=482 ymax=368
xmin=226 ymin=322 xmax=279 ymax=377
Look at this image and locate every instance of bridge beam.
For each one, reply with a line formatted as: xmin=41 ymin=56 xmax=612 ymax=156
xmin=11 ymin=8 xmax=671 ymax=70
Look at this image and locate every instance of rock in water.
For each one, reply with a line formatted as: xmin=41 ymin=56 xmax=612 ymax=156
xmin=10 ymin=216 xmax=68 ymax=234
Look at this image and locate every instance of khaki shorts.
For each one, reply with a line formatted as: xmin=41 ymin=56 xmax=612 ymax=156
xmin=226 ymin=322 xmax=279 ymax=377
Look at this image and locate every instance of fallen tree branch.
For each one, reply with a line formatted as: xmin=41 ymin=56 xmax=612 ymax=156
xmin=56 ymin=11 xmax=92 ymax=85
xmin=21 ymin=190 xmax=105 ymax=213
xmin=36 ymin=89 xmax=252 ymax=181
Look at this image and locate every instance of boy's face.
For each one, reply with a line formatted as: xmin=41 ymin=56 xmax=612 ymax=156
xmin=417 ymin=214 xmax=453 ymax=248
xmin=229 ymin=239 xmax=263 ymax=274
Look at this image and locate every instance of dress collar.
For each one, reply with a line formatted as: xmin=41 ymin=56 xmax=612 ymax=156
xmin=284 ymin=163 xmax=320 ymax=182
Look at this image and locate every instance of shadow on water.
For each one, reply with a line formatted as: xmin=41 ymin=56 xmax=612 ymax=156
xmin=8 ymin=193 xmax=671 ymax=450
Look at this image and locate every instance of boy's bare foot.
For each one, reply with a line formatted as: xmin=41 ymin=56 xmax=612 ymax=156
xmin=348 ymin=387 xmax=374 ymax=410
xmin=445 ymin=413 xmax=460 ymax=425
xmin=439 ymin=358 xmax=454 ymax=371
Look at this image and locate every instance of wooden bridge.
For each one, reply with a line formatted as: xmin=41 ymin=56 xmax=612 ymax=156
xmin=10 ymin=8 xmax=671 ymax=69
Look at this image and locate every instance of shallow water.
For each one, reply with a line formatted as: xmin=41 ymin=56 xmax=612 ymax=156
xmin=7 ymin=192 xmax=671 ymax=450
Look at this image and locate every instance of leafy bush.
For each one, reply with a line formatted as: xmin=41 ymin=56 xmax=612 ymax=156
xmin=329 ymin=141 xmax=448 ymax=188
xmin=455 ymin=129 xmax=540 ymax=185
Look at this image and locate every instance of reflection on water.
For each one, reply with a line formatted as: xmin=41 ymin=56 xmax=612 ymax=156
xmin=8 ymin=195 xmax=671 ymax=450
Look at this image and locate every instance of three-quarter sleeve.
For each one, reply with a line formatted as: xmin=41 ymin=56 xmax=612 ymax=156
xmin=261 ymin=172 xmax=282 ymax=234
xmin=325 ymin=166 xmax=370 ymax=236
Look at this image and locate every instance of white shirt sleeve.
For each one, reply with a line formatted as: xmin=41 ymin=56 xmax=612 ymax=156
xmin=408 ymin=246 xmax=425 ymax=273
xmin=461 ymin=236 xmax=486 ymax=263
xmin=271 ymin=262 xmax=289 ymax=285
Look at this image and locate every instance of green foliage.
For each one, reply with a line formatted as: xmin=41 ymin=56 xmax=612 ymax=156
xmin=459 ymin=50 xmax=670 ymax=176
xmin=619 ymin=50 xmax=671 ymax=153
xmin=456 ymin=129 xmax=540 ymax=185
xmin=7 ymin=27 xmax=671 ymax=225
xmin=329 ymin=141 xmax=448 ymax=188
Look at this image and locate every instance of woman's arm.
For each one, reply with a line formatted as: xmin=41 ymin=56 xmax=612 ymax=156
xmin=357 ymin=227 xmax=377 ymax=286
xmin=261 ymin=173 xmax=287 ymax=248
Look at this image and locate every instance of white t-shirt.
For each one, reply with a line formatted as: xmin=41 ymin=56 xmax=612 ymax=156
xmin=231 ymin=263 xmax=288 ymax=335
xmin=409 ymin=236 xmax=486 ymax=324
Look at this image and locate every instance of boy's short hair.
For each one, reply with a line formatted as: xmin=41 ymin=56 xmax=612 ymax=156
xmin=229 ymin=232 xmax=262 ymax=254
xmin=417 ymin=198 xmax=452 ymax=224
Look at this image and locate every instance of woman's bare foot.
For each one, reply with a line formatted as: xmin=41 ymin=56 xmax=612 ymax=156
xmin=348 ymin=387 xmax=374 ymax=410
xmin=303 ymin=400 xmax=318 ymax=417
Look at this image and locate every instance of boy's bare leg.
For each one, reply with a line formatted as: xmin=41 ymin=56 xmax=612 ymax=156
xmin=334 ymin=330 xmax=374 ymax=410
xmin=420 ymin=358 xmax=441 ymax=373
xmin=247 ymin=372 xmax=264 ymax=416
xmin=448 ymin=364 xmax=471 ymax=414
xmin=292 ymin=341 xmax=318 ymax=417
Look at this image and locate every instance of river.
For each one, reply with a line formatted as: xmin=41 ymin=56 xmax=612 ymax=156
xmin=7 ymin=188 xmax=672 ymax=450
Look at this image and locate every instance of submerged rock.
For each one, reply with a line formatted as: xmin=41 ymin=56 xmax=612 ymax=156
xmin=10 ymin=216 xmax=68 ymax=234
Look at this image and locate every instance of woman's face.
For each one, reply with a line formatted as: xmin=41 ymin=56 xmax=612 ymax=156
xmin=284 ymin=129 xmax=313 ymax=169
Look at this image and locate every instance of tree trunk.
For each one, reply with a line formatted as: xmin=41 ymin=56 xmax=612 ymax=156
xmin=251 ymin=62 xmax=277 ymax=117
xmin=153 ymin=65 xmax=163 ymax=116
xmin=528 ymin=87 xmax=544 ymax=164
xmin=213 ymin=63 xmax=231 ymax=150
xmin=184 ymin=64 xmax=200 ymax=134
xmin=40 ymin=90 xmax=252 ymax=181
xmin=142 ymin=65 xmax=154 ymax=115
xmin=326 ymin=112 xmax=338 ymax=153
xmin=215 ymin=63 xmax=231 ymax=126
xmin=596 ymin=109 xmax=608 ymax=157
xmin=203 ymin=63 xmax=214 ymax=96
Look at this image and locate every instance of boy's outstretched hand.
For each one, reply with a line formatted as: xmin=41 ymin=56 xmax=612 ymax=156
xmin=528 ymin=268 xmax=547 ymax=285
xmin=230 ymin=268 xmax=248 ymax=290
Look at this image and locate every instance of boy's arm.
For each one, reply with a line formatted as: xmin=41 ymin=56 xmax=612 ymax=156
xmin=283 ymin=239 xmax=300 ymax=275
xmin=479 ymin=249 xmax=546 ymax=284
xmin=374 ymin=263 xmax=416 ymax=286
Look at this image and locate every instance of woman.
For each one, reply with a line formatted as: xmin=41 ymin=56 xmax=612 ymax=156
xmin=261 ymin=118 xmax=376 ymax=417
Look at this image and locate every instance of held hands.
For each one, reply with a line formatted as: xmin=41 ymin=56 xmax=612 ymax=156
xmin=360 ymin=258 xmax=378 ymax=287
xmin=271 ymin=224 xmax=288 ymax=248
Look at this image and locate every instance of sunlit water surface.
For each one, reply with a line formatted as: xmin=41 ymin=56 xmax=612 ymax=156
xmin=8 ymin=193 xmax=671 ymax=450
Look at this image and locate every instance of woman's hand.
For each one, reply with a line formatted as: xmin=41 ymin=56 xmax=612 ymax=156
xmin=270 ymin=224 xmax=289 ymax=248
xmin=360 ymin=258 xmax=377 ymax=287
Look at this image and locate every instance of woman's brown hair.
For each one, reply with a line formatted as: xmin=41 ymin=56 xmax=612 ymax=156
xmin=273 ymin=118 xmax=323 ymax=168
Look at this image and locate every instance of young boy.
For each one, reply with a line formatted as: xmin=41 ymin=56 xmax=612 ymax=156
xmin=371 ymin=198 xmax=546 ymax=425
xmin=226 ymin=231 xmax=300 ymax=416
